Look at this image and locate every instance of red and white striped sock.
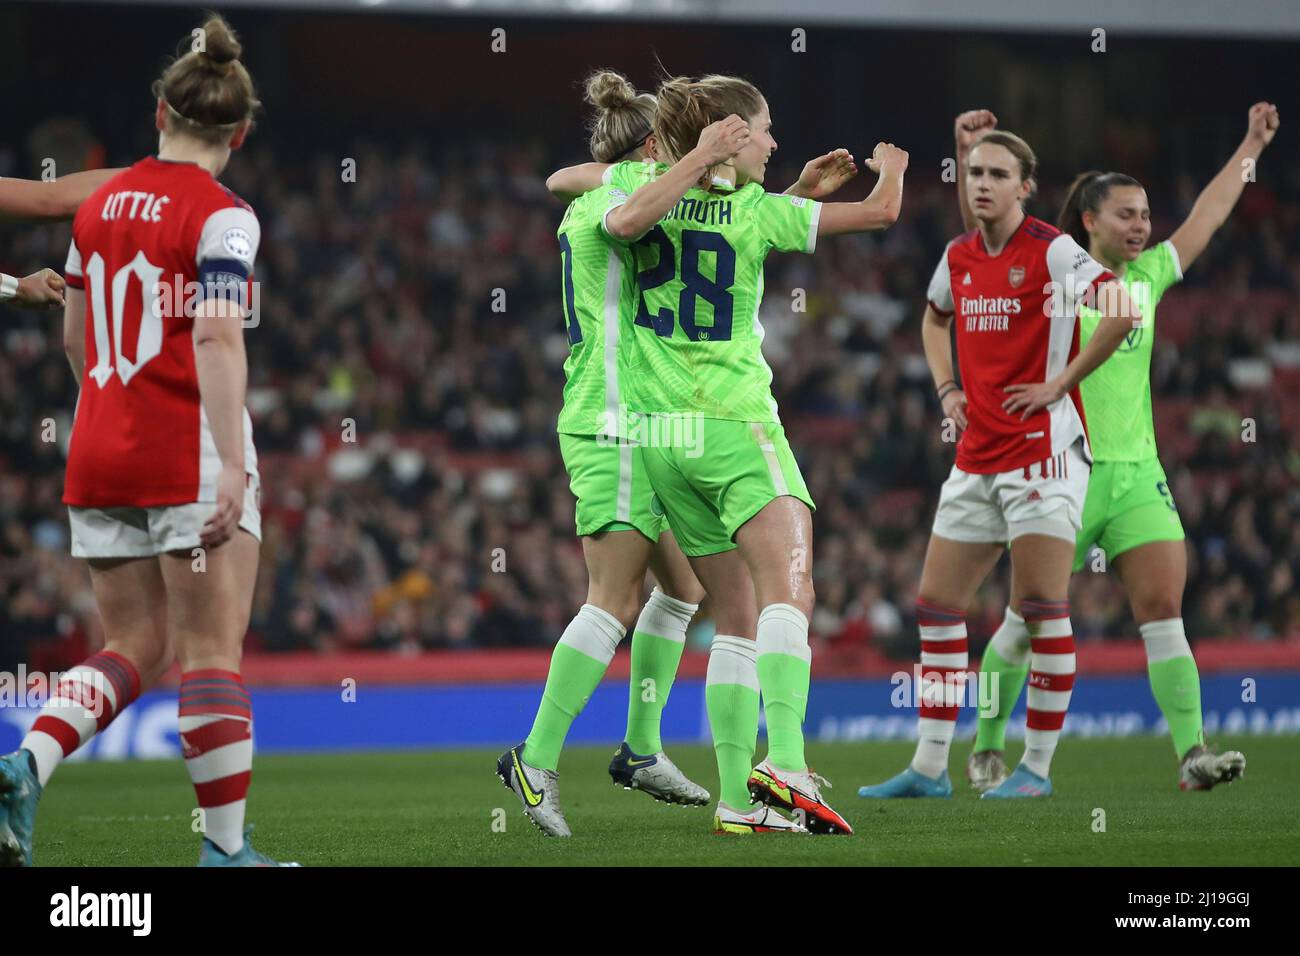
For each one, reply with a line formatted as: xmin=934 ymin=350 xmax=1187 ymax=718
xmin=911 ymin=599 xmax=969 ymax=780
xmin=1022 ymin=599 xmax=1076 ymax=779
xmin=179 ymin=669 xmax=253 ymax=856
xmin=21 ymin=650 xmax=141 ymax=786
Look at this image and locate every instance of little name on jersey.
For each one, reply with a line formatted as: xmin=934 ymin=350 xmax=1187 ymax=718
xmin=961 ymin=293 xmax=1021 ymax=332
xmin=101 ymin=190 xmax=170 ymax=223
xmin=664 ymin=196 xmax=733 ymax=226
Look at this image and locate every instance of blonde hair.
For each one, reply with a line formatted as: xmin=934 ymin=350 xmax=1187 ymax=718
xmin=652 ymin=74 xmax=763 ymax=165
xmin=152 ymin=14 xmax=260 ymax=147
xmin=583 ymin=70 xmax=656 ymax=163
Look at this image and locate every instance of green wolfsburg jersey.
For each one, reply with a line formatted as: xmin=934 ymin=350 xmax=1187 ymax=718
xmin=555 ymin=160 xmax=663 ymax=437
xmin=1078 ymin=239 xmax=1183 ymax=462
xmin=608 ymin=168 xmax=822 ymax=422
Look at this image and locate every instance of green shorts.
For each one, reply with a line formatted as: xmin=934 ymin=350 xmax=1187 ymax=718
xmin=639 ymin=418 xmax=815 ymax=557
xmin=1073 ymin=457 xmax=1186 ymax=572
xmin=558 ymin=432 xmax=667 ymax=541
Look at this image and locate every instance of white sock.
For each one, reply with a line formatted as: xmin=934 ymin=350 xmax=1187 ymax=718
xmin=707 ymin=635 xmax=758 ymax=686
xmin=990 ymin=606 xmax=1031 ymax=665
xmin=1139 ymin=618 xmax=1192 ymax=662
xmin=561 ymin=603 xmax=626 ymax=665
xmin=912 ymin=721 xmax=957 ymax=780
xmin=755 ymin=603 xmax=811 ymax=661
xmin=634 ymin=588 xmax=697 ymax=643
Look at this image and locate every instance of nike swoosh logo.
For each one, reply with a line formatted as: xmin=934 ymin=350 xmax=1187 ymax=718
xmin=512 ymin=751 xmax=544 ymax=807
xmin=626 ymin=756 xmax=656 ymax=768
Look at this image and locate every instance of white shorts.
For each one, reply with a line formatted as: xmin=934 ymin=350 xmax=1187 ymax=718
xmin=932 ymin=439 xmax=1090 ymax=544
xmin=69 ymin=473 xmax=262 ymax=559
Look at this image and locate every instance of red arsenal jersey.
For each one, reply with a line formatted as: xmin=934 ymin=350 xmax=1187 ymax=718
xmin=927 ymin=215 xmax=1115 ymax=474
xmin=63 ymin=156 xmax=260 ymax=507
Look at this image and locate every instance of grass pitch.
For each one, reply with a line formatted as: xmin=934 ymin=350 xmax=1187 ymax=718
xmin=31 ymin=736 xmax=1298 ymax=866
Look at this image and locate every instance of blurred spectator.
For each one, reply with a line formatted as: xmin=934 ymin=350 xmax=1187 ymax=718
xmin=2 ymin=137 xmax=1298 ymax=671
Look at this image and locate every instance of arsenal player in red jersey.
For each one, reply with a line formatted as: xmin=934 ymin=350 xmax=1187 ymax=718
xmin=859 ymin=130 xmax=1138 ymax=800
xmin=0 ymin=16 xmax=296 ymax=867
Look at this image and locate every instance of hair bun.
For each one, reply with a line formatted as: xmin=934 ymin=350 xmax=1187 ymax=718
xmin=584 ymin=70 xmax=636 ymax=111
xmin=200 ymin=15 xmax=242 ymax=66
xmin=153 ymin=13 xmax=259 ymax=135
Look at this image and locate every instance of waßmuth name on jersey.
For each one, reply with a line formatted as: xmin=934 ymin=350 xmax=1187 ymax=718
xmin=663 ymin=196 xmax=733 ymax=226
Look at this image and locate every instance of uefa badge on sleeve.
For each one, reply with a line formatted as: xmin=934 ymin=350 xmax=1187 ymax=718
xmin=222 ymin=227 xmax=253 ymax=261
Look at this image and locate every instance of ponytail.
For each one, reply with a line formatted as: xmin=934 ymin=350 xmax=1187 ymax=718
xmin=1057 ymin=170 xmax=1142 ymax=247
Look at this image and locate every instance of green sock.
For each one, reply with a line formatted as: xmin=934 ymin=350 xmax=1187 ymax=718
xmin=973 ymin=607 xmax=1031 ymax=753
xmin=522 ymin=605 xmax=624 ymax=771
xmin=1141 ymin=618 xmax=1204 ymax=758
xmin=974 ymin=644 xmax=1030 ymax=753
xmin=706 ymin=635 xmax=760 ymax=809
xmin=624 ymin=590 xmax=695 ymax=755
xmin=756 ymin=605 xmax=811 ymax=773
xmin=625 ymin=632 xmax=684 ymax=754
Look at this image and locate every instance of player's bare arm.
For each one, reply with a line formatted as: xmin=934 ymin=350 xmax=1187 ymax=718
xmin=0 ymin=168 xmax=122 ymax=222
xmin=921 ymin=303 xmax=968 ymax=431
xmin=61 ymin=286 xmax=86 ymax=386
xmin=545 ymin=161 xmax=612 ymax=200
xmin=816 ymin=142 xmax=907 ymax=235
xmin=1002 ymin=280 xmax=1137 ymax=419
xmin=547 ymin=145 xmax=857 ymax=204
xmin=784 ymin=148 xmax=857 ymax=200
xmin=954 ymin=109 xmax=997 ymax=232
xmin=604 ymin=114 xmax=749 ymax=241
xmin=1168 ymin=101 xmax=1279 ymax=271
xmin=193 ymin=297 xmax=249 ymax=548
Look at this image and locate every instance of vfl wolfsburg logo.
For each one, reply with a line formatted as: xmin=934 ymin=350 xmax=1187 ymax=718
xmin=650 ymin=494 xmax=666 ymax=518
xmin=1118 ymin=324 xmax=1144 ymax=352
xmin=1116 ymin=279 xmax=1153 ymax=353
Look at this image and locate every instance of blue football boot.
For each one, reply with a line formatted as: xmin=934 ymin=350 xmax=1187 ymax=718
xmin=858 ymin=766 xmax=953 ymax=799
xmin=198 ymin=825 xmax=301 ymax=866
xmin=980 ymin=764 xmax=1053 ymax=799
xmin=0 ymin=750 xmax=42 ymax=867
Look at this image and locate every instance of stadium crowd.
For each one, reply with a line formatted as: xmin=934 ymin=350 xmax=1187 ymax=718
xmin=2 ymin=138 xmax=1299 ymax=671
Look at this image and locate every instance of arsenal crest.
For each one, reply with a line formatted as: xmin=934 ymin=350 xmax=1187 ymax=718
xmin=1008 ymin=265 xmax=1025 ymax=287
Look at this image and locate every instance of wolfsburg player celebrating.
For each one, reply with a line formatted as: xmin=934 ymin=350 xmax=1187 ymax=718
xmin=964 ymin=103 xmax=1279 ymax=794
xmin=500 ymin=72 xmax=859 ymax=837
xmin=525 ymin=87 xmax=863 ymax=837
xmin=496 ymin=72 xmax=744 ymax=836
xmin=599 ymin=74 xmax=906 ymax=834
xmin=858 ymin=129 xmax=1137 ymax=801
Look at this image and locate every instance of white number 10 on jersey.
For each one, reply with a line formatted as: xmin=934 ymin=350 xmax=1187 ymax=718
xmin=85 ymin=251 xmax=165 ymax=388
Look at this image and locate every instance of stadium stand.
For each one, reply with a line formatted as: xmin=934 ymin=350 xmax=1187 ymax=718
xmin=3 ymin=139 xmax=1298 ymax=678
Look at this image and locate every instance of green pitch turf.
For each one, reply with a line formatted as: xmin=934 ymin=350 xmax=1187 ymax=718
xmin=29 ymin=736 xmax=1299 ymax=866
